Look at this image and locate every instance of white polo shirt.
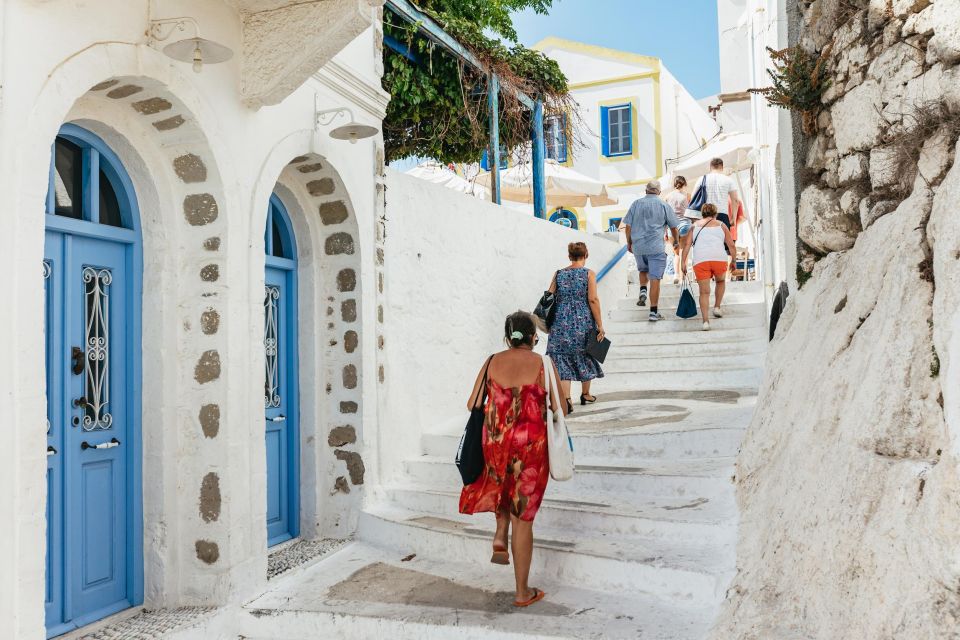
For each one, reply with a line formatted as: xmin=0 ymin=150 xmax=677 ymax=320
xmin=702 ymin=172 xmax=737 ymax=215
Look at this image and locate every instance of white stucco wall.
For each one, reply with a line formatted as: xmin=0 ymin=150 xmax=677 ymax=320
xmin=379 ymin=170 xmax=628 ymax=484
xmin=0 ymin=1 xmax=386 ymax=636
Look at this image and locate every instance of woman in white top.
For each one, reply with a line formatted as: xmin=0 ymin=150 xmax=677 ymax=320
xmin=680 ymin=203 xmax=737 ymax=330
xmin=664 ymin=176 xmax=690 ymax=284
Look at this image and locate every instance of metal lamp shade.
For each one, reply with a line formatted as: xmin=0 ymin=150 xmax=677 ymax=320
xmin=329 ymin=123 xmax=379 ymax=142
xmin=162 ymin=37 xmax=234 ymax=65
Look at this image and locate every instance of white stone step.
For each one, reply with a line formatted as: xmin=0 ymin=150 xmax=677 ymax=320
xmin=403 ymin=455 xmax=737 ymax=503
xmin=359 ymin=504 xmax=733 ymax=603
xmin=216 ymin=542 xmax=716 ymax=640
xmin=609 ymin=325 xmax=765 ymax=346
xmin=603 ymin=353 xmax=761 ymax=374
xmin=613 ymin=339 xmax=766 ymax=359
xmin=608 ymin=306 xmax=764 ymax=327
xmin=615 ymin=294 xmax=763 ymax=312
xmin=598 ymin=369 xmax=763 ymax=392
xmin=626 ymin=281 xmax=763 ymax=300
xmin=383 ymin=486 xmax=737 ymax=545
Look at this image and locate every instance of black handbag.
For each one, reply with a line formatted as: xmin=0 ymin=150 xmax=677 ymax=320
xmin=534 ymin=271 xmax=559 ymax=329
xmin=455 ymin=356 xmax=493 ymax=485
xmin=585 ymin=329 xmax=611 ymax=363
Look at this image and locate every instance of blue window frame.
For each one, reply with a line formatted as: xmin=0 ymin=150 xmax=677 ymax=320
xmin=545 ymin=114 xmax=568 ymax=164
xmin=480 ymin=146 xmax=508 ymax=171
xmin=601 ymin=104 xmax=633 ymax=157
xmin=549 ymin=207 xmax=579 ymax=229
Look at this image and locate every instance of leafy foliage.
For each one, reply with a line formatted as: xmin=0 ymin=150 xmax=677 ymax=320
xmin=751 ymin=45 xmax=832 ymax=135
xmin=382 ymin=0 xmax=573 ymax=163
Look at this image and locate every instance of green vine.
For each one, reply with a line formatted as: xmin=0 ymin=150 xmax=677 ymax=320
xmin=382 ymin=1 xmax=574 ymax=164
xmin=751 ymin=45 xmax=832 ymax=135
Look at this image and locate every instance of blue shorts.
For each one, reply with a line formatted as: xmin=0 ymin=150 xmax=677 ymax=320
xmin=634 ymin=252 xmax=667 ymax=280
xmin=677 ymin=219 xmax=693 ymax=238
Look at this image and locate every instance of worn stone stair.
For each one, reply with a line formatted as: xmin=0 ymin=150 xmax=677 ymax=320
xmin=199 ymin=280 xmax=767 ymax=639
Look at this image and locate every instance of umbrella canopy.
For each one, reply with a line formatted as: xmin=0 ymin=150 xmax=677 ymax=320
xmin=671 ymin=132 xmax=756 ymax=178
xmin=406 ymin=161 xmax=487 ymax=199
xmin=475 ymin=159 xmax=617 ymax=207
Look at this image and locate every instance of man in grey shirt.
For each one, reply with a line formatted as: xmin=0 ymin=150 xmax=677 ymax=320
xmin=622 ymin=180 xmax=680 ymax=322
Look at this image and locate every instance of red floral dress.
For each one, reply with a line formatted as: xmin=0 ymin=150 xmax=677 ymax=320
xmin=459 ymin=371 xmax=550 ymax=522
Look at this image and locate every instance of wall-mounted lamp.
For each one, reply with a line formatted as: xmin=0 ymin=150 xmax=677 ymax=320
xmin=149 ymin=17 xmax=233 ymax=73
xmin=316 ymin=106 xmax=379 ymax=144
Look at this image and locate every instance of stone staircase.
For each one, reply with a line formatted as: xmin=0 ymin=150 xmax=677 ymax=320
xmin=203 ymin=280 xmax=768 ymax=640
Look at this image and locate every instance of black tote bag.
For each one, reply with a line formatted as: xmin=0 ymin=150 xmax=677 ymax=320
xmin=455 ymin=356 xmax=493 ymax=485
xmin=534 ymin=271 xmax=560 ymax=329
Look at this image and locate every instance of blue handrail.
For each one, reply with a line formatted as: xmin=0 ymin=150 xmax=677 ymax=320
xmin=597 ymin=245 xmax=629 ymax=283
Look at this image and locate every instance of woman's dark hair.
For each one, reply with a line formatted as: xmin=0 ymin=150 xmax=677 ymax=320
xmin=674 ymin=175 xmax=687 ymax=190
xmin=504 ymin=311 xmax=538 ymax=348
xmin=701 ymin=203 xmax=718 ymax=218
xmin=568 ymin=242 xmax=588 ymax=260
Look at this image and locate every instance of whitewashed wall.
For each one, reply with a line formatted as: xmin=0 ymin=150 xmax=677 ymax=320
xmin=379 ymin=171 xmax=628 ymax=484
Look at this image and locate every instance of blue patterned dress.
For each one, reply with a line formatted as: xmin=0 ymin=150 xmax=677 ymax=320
xmin=546 ymin=268 xmax=604 ymax=381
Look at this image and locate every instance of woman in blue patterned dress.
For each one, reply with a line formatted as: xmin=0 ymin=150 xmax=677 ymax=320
xmin=545 ymin=242 xmax=606 ymax=413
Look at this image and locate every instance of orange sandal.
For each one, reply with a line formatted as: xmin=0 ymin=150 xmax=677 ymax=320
xmin=513 ymin=588 xmax=545 ymax=607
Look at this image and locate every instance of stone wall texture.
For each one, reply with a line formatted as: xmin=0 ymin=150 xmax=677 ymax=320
xmin=715 ymin=0 xmax=960 ymax=637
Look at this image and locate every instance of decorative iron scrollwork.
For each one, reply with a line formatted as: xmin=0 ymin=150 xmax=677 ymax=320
xmin=264 ymin=285 xmax=281 ymax=408
xmin=81 ymin=266 xmax=113 ymax=431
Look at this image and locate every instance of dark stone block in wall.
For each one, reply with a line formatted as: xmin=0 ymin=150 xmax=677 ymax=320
xmin=328 ymin=425 xmax=357 ymax=447
xmin=91 ymin=79 xmax=119 ymax=91
xmin=107 ymin=84 xmax=143 ymax=99
xmin=153 ymin=115 xmax=186 ymax=131
xmin=307 ymin=178 xmax=336 ymax=196
xmin=319 ymin=201 xmax=348 ymax=225
xmin=199 ymin=404 xmax=220 ymax=438
xmin=132 ymin=97 xmax=173 ymax=115
xmin=340 ymin=401 xmax=358 ymax=414
xmin=334 ymin=450 xmax=366 ymax=485
xmin=344 ymin=330 xmax=359 ymax=353
xmin=194 ymin=350 xmax=221 ymax=384
xmin=341 ymin=299 xmax=357 ymax=322
xmin=337 ymin=269 xmax=356 ymax=292
xmin=200 ymin=308 xmax=220 ymax=335
xmin=342 ymin=365 xmax=358 ymax=389
xmin=200 ymin=264 xmax=220 ymax=282
xmin=325 ymin=233 xmax=355 ymax=255
xmin=184 ymin=194 xmax=219 ymax=226
xmin=297 ymin=162 xmax=324 ymax=173
xmin=203 ymin=237 xmax=221 ymax=251
xmin=199 ymin=472 xmax=221 ymax=523
xmin=195 ymin=540 xmax=219 ymax=564
xmin=174 ymin=154 xmax=208 ymax=183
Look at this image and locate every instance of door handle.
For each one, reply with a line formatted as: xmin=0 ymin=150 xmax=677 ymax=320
xmin=81 ymin=437 xmax=120 ymax=450
xmin=47 ymin=445 xmax=57 ymax=457
xmin=71 ymin=347 xmax=85 ymax=375
xmin=268 ymin=415 xmax=286 ymax=422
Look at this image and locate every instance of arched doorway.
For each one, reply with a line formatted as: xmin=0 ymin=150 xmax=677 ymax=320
xmin=550 ymin=207 xmax=580 ymax=229
xmin=44 ymin=123 xmax=143 ymax=635
xmin=263 ymin=193 xmax=300 ymax=546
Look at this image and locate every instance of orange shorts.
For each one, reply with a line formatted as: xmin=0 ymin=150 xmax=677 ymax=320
xmin=693 ymin=261 xmax=728 ymax=281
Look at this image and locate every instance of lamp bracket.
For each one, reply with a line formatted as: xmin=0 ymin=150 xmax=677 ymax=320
xmin=316 ymin=106 xmax=356 ymax=128
xmin=148 ymin=16 xmax=201 ymax=44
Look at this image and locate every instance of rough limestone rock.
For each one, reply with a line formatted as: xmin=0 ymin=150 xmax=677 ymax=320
xmin=838 ymin=153 xmax=869 ymax=185
xmin=928 ymin=0 xmax=960 ymax=65
xmin=869 ymin=147 xmax=901 ymax=188
xmin=798 ymin=184 xmax=861 ymax=253
xmin=712 ymin=176 xmax=960 ymax=638
xmin=832 ymin=80 xmax=885 ymax=154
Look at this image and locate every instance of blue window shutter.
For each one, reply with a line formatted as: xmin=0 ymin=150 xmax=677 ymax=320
xmin=480 ymin=149 xmax=490 ymax=171
xmin=600 ymin=106 xmax=610 ymax=157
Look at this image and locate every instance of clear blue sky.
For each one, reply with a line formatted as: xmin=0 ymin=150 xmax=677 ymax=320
xmin=511 ymin=0 xmax=721 ymax=99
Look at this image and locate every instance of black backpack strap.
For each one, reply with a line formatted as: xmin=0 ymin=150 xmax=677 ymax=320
xmin=470 ymin=355 xmax=494 ymax=409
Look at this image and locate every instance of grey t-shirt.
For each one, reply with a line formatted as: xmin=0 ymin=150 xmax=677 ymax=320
xmin=623 ymin=195 xmax=680 ymax=255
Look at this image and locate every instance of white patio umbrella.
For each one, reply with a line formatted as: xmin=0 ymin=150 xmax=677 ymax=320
xmin=475 ymin=159 xmax=618 ymax=207
xmin=670 ymin=132 xmax=755 ymax=178
xmin=406 ymin=160 xmax=488 ymax=199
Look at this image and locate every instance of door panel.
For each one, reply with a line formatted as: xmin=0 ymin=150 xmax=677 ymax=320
xmin=46 ymin=232 xmax=131 ymax=632
xmin=265 ymin=267 xmax=294 ymax=545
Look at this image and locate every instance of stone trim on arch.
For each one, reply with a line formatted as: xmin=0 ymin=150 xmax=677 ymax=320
xmin=269 ymin=153 xmax=366 ymax=542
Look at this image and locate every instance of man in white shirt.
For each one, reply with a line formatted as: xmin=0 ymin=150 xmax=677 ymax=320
xmin=701 ymin=157 xmax=740 ymax=230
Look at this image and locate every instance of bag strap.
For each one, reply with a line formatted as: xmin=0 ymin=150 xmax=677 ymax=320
xmin=470 ymin=355 xmax=494 ymax=410
xmin=692 ymin=224 xmax=706 ymax=247
xmin=541 ymin=353 xmax=555 ymax=417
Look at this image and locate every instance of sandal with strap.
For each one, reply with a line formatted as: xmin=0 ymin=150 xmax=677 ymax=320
xmin=513 ymin=588 xmax=546 ymax=608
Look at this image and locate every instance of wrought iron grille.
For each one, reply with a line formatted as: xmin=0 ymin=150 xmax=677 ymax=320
xmin=264 ymin=285 xmax=281 ymax=408
xmin=82 ymin=266 xmax=113 ymax=431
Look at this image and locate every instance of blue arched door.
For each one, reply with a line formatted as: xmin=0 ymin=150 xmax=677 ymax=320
xmin=263 ymin=194 xmax=300 ymax=546
xmin=44 ymin=124 xmax=143 ymax=636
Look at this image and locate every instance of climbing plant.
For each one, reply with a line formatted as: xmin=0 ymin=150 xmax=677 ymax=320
xmin=751 ymin=45 xmax=832 ymax=135
xmin=382 ymin=0 xmax=576 ymax=164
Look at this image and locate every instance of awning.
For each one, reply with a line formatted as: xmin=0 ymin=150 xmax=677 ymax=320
xmin=475 ymin=159 xmax=617 ymax=207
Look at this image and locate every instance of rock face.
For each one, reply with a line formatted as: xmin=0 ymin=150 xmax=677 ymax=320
xmin=797 ymin=184 xmax=860 ymax=253
xmin=716 ymin=1 xmax=960 ymax=635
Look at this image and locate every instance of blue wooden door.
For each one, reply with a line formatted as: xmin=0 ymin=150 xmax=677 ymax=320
xmin=264 ymin=195 xmax=299 ymax=546
xmin=44 ymin=125 xmax=142 ymax=636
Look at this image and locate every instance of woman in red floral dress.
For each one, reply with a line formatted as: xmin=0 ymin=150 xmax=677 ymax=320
xmin=460 ymin=311 xmax=565 ymax=608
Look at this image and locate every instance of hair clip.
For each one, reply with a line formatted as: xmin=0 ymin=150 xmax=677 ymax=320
xmin=511 ymin=331 xmax=524 ymax=340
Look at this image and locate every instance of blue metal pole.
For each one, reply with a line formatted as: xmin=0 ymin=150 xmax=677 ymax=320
xmin=532 ymin=98 xmax=547 ymax=220
xmin=488 ymin=73 xmax=501 ymax=205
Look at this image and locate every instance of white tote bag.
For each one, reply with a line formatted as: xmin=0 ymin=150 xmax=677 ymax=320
xmin=541 ymin=354 xmax=575 ymax=481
